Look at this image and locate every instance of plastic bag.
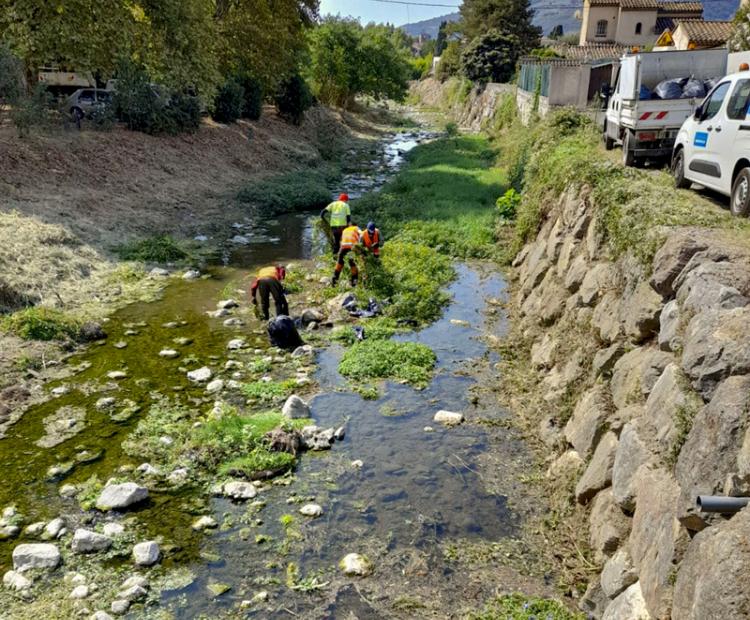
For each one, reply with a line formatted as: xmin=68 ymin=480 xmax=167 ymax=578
xmin=681 ymin=78 xmax=706 ymax=99
xmin=654 ymin=78 xmax=688 ymax=100
xmin=703 ymin=77 xmax=721 ymax=92
xmin=267 ymin=315 xmax=304 ymax=350
xmin=639 ymin=85 xmax=652 ymax=100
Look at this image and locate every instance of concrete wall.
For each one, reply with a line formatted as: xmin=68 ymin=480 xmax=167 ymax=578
xmin=581 ymin=5 xmax=620 ymax=44
xmin=516 ymin=88 xmax=550 ymax=125
xmin=548 ymin=65 xmax=591 ymax=107
xmin=615 ymin=9 xmax=658 ymax=46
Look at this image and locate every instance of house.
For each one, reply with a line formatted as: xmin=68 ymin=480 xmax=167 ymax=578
xmin=579 ymin=0 xmax=704 ymax=47
xmin=654 ymin=19 xmax=734 ymax=49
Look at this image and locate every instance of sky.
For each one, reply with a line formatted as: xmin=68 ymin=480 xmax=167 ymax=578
xmin=319 ymin=0 xmax=460 ymax=27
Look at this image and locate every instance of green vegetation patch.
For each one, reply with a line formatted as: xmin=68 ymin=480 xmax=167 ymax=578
xmin=338 ymin=340 xmax=436 ymax=387
xmin=469 ymin=594 xmax=584 ymax=620
xmin=241 ymin=379 xmax=297 ymax=403
xmin=115 ymin=235 xmax=188 ymax=263
xmin=2 ymin=307 xmax=82 ymax=341
xmin=332 ymin=317 xmax=399 ymax=345
xmin=238 ymin=171 xmax=333 ymax=215
xmin=218 ymin=448 xmax=296 ymax=480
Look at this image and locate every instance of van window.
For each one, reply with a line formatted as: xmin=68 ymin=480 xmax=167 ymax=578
xmin=702 ymin=82 xmax=731 ymax=121
xmin=727 ymin=79 xmax=750 ymax=120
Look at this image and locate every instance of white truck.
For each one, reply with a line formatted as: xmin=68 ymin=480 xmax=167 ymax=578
xmin=604 ymin=49 xmax=728 ymax=166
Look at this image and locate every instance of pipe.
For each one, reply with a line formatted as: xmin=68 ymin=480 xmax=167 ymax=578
xmin=696 ymin=495 xmax=750 ymax=514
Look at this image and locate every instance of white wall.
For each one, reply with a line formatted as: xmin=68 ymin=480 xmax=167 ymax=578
xmin=615 ymin=10 xmax=658 ymax=46
xmin=581 ymin=5 xmax=620 ymax=44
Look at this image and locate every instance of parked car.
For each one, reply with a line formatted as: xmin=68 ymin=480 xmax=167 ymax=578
xmin=672 ymin=68 xmax=750 ymax=217
xmin=65 ymin=88 xmax=113 ymax=122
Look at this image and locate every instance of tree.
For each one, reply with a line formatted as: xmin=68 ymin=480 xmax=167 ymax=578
xmin=459 ymin=0 xmax=541 ymax=54
xmin=729 ymin=5 xmax=750 ymax=52
xmin=549 ymin=25 xmax=564 ymax=39
xmin=435 ymin=21 xmax=448 ymax=56
xmin=461 ymin=30 xmax=520 ymax=83
xmin=436 ymin=41 xmax=462 ymax=81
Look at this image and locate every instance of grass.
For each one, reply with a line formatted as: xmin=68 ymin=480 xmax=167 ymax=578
xmin=332 ymin=317 xmax=399 ymax=345
xmin=338 ymin=340 xmax=436 ymax=388
xmin=667 ymin=401 xmax=701 ymax=468
xmin=237 ymin=170 xmax=333 ymax=216
xmin=2 ymin=306 xmax=82 ymax=341
xmin=218 ymin=448 xmax=296 ymax=479
xmin=241 ymin=379 xmax=297 ymax=402
xmin=115 ymin=235 xmax=188 ymax=263
xmin=469 ymin=594 xmax=584 ymax=620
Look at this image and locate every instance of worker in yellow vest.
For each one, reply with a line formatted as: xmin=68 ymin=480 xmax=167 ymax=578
xmin=250 ymin=265 xmax=288 ymax=320
xmin=321 ymin=193 xmax=351 ymax=254
xmin=332 ymin=223 xmax=361 ymax=287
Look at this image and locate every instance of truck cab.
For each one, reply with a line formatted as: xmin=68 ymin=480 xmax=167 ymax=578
xmin=672 ymin=68 xmax=750 ymax=217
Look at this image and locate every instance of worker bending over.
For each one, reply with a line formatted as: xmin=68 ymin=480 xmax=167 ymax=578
xmin=332 ymin=223 xmax=361 ymax=287
xmin=321 ymin=193 xmax=351 ymax=254
xmin=250 ymin=265 xmax=289 ymax=320
xmin=361 ymin=221 xmax=381 ymax=258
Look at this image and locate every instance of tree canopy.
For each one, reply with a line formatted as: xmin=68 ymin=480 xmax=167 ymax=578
xmin=459 ymin=0 xmax=541 ymax=55
xmin=461 ymin=30 xmax=520 ymax=83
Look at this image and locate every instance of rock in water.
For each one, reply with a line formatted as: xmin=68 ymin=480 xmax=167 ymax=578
xmin=192 ymin=516 xmax=218 ymax=531
xmin=301 ymin=309 xmax=325 ymax=325
xmin=299 ymin=504 xmax=323 ymax=518
xmin=222 ymin=481 xmax=257 ymax=500
xmin=227 ymin=339 xmax=246 ymax=350
xmin=132 ymin=541 xmax=161 ymax=567
xmin=267 ymin=316 xmax=303 ymax=351
xmin=339 ymin=553 xmax=372 ymax=576
xmin=187 ymin=367 xmax=212 ymax=382
xmin=71 ymin=529 xmax=113 ymax=553
xmin=217 ymin=299 xmax=239 ymax=310
xmin=433 ymin=410 xmax=464 ymax=426
xmin=282 ymin=395 xmax=311 ymax=420
xmin=12 ymin=543 xmax=61 ymax=572
xmin=159 ymin=349 xmax=179 ymax=359
xmin=79 ymin=322 xmax=107 ymax=341
xmin=96 ymin=483 xmax=149 ymax=511
xmin=182 ymin=269 xmax=201 ymax=280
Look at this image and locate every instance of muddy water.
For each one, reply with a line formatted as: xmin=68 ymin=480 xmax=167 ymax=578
xmin=0 ymin=130 xmax=538 ymax=617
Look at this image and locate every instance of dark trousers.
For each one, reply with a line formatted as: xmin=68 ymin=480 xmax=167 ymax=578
xmin=333 ymin=247 xmax=359 ymax=285
xmin=331 ymin=226 xmax=345 ymax=255
xmin=257 ymin=278 xmax=288 ymax=320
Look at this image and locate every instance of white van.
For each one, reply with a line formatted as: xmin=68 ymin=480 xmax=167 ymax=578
xmin=672 ymin=69 xmax=750 ymax=216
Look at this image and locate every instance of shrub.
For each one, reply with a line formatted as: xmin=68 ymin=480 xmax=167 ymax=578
xmin=275 ymin=74 xmax=314 ymax=125
xmin=445 ymin=121 xmax=458 ymax=137
xmin=212 ymin=79 xmax=245 ymax=124
xmin=89 ymin=105 xmax=116 ymax=131
xmin=241 ymin=380 xmax=297 ymax=403
xmin=469 ymin=594 xmax=584 ymax=620
xmin=237 ymin=75 xmax=264 ymax=120
xmin=166 ymin=93 xmax=202 ymax=133
xmin=339 ymin=340 xmax=436 ymax=387
xmin=115 ymin=235 xmax=188 ymax=263
xmin=461 ymin=30 xmax=520 ymax=84
xmin=0 ymin=45 xmax=23 ymax=106
xmin=496 ymin=189 xmax=521 ymax=220
xmin=11 ymin=84 xmax=52 ymax=137
xmin=2 ymin=307 xmax=81 ymax=341
xmin=437 ymin=41 xmax=462 ymax=80
xmin=237 ymin=171 xmax=332 ymax=215
xmin=218 ymin=449 xmax=295 ymax=479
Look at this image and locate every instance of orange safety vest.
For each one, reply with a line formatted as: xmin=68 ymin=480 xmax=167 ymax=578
xmin=361 ymin=229 xmax=381 ymax=254
xmin=340 ymin=225 xmax=360 ymax=250
xmin=257 ymin=266 xmax=279 ymax=280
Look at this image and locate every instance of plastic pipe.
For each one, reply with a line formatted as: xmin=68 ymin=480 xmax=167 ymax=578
xmin=696 ymin=496 xmax=750 ymax=514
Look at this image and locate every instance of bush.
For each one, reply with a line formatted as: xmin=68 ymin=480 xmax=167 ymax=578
xmin=89 ymin=105 xmax=116 ymax=131
xmin=2 ymin=307 xmax=81 ymax=341
xmin=219 ymin=449 xmax=295 ymax=479
xmin=437 ymin=41 xmax=462 ymax=80
xmin=212 ymin=79 xmax=245 ymax=124
xmin=275 ymin=74 xmax=314 ymax=125
xmin=11 ymin=84 xmax=52 ymax=137
xmin=237 ymin=75 xmax=264 ymax=120
xmin=115 ymin=235 xmax=188 ymax=263
xmin=496 ymin=188 xmax=521 ymax=220
xmin=0 ymin=45 xmax=23 ymax=106
xmin=166 ymin=93 xmax=202 ymax=133
xmin=461 ymin=30 xmax=520 ymax=84
xmin=237 ymin=171 xmax=332 ymax=215
xmin=339 ymin=340 xmax=436 ymax=387
xmin=445 ymin=121 xmax=458 ymax=137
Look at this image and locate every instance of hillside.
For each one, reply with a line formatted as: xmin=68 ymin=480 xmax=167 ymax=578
xmin=400 ymin=12 xmax=459 ymax=37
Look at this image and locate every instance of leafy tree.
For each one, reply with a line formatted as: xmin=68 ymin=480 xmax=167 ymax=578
xmin=459 ymin=0 xmax=541 ymax=54
xmin=359 ymin=24 xmax=412 ymax=101
xmin=275 ymin=74 xmax=314 ymax=124
xmin=549 ymin=25 xmax=564 ymax=39
xmin=435 ymin=21 xmax=449 ymax=56
xmin=212 ymin=79 xmax=245 ymax=123
xmin=236 ymin=73 xmax=264 ymax=120
xmin=730 ymin=5 xmax=750 ymax=51
xmin=437 ymin=41 xmax=462 ymax=81
xmin=461 ymin=30 xmax=520 ymax=83
xmin=0 ymin=44 xmax=23 ymax=105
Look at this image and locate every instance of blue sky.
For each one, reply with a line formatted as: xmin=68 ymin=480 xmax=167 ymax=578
xmin=319 ymin=0 xmax=459 ymax=26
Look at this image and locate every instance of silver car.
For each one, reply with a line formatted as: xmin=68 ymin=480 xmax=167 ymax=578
xmin=65 ymin=88 xmax=112 ymax=122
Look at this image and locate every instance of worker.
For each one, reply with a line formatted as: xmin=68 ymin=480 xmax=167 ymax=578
xmin=250 ymin=265 xmax=289 ymax=321
xmin=361 ymin=221 xmax=382 ymax=258
xmin=321 ymin=193 xmax=351 ymax=254
xmin=332 ymin=223 xmax=361 ymax=287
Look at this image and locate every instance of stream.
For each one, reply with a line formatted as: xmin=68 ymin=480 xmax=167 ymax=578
xmin=1 ymin=130 xmax=544 ymax=618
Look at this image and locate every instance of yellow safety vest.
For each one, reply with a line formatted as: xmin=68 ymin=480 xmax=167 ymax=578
xmin=340 ymin=226 xmax=360 ymax=249
xmin=257 ymin=266 xmax=279 ymax=280
xmin=326 ymin=200 xmax=350 ymax=227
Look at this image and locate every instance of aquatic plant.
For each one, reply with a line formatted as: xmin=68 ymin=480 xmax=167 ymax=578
xmin=218 ymin=448 xmax=295 ymax=479
xmin=338 ymin=340 xmax=436 ymax=388
xmin=469 ymin=593 xmax=585 ymax=620
xmin=241 ymin=379 xmax=297 ymax=402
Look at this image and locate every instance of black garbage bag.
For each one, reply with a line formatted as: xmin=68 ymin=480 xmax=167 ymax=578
xmin=267 ymin=315 xmax=304 ymax=350
xmin=639 ymin=85 xmax=652 ymax=100
xmin=654 ymin=78 xmax=687 ymax=100
xmin=341 ymin=293 xmax=358 ymax=313
xmin=353 ymin=325 xmax=366 ymax=341
xmin=681 ymin=78 xmax=706 ymax=99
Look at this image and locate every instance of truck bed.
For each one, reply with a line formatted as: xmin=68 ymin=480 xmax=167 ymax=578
xmin=619 ymin=97 xmax=700 ymax=130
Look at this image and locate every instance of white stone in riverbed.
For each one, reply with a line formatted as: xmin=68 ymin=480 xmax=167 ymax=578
xmin=187 ymin=367 xmax=212 ymax=382
xmin=136 ymin=463 xmax=159 ymax=476
xmin=159 ymin=349 xmax=179 ymax=359
xmin=225 ymin=360 xmax=242 ymax=370
xmin=351 ymin=460 xmax=364 ymax=468
xmin=167 ymin=468 xmax=188 ymax=484
xmin=223 ymin=318 xmax=244 ymax=327
xmin=12 ymin=543 xmax=61 ymax=572
xmin=132 ymin=541 xmax=161 ymax=567
xmin=192 ymin=516 xmax=218 ymax=531
xmin=217 ymin=299 xmax=239 ymax=309
xmin=119 ymin=584 xmax=147 ymax=601
xmin=96 ymin=482 xmax=149 ymax=511
xmin=103 ymin=523 xmax=125 ymax=538
xmin=206 ymin=308 xmax=229 ymax=318
xmin=227 ymin=339 xmax=246 ymax=350
xmin=96 ymin=397 xmax=117 ymax=410
xmin=182 ymin=269 xmax=201 ymax=281
xmin=206 ymin=379 xmax=224 ymax=394
xmin=111 ymin=599 xmax=130 ymax=615
xmin=59 ymin=484 xmax=77 ymax=498
xmin=299 ymin=504 xmax=323 ymax=518
xmin=43 ymin=518 xmax=66 ymax=540
xmin=70 ymin=584 xmax=89 ymax=599
xmin=72 ymin=529 xmax=112 ymax=554
xmin=120 ymin=575 xmax=149 ymax=591
xmin=223 ymin=481 xmax=257 ymax=500
xmin=51 ymin=386 xmax=69 ymax=396
xmin=339 ymin=553 xmax=372 ymax=577
xmin=107 ymin=371 xmax=127 ymax=380
xmin=433 ymin=410 xmax=464 ymax=426
xmin=282 ymin=395 xmax=311 ymax=420
xmin=3 ymin=570 xmax=31 ymax=591
xmin=91 ymin=612 xmax=114 ymax=620
xmin=24 ymin=522 xmax=46 ymax=537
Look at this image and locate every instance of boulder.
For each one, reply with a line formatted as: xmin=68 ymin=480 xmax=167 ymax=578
xmin=623 ymin=282 xmax=663 ymax=343
xmin=675 ymin=375 xmax=750 ymax=531
xmin=579 ymin=263 xmax=618 ymax=307
xmin=43 ymin=517 xmax=66 ymax=540
xmin=433 ymin=410 xmax=464 ymax=426
xmin=96 ymin=483 xmax=149 ymax=511
xmin=12 ymin=543 xmax=61 ymax=572
xmin=672 ymin=505 xmax=750 ymax=620
xmin=282 ymin=395 xmax=311 ymax=420
xmin=564 ymin=384 xmax=612 ymax=459
xmin=586 ymin=214 xmax=606 ymax=259
xmin=301 ymin=309 xmax=325 ymax=325
xmin=658 ymin=300 xmax=681 ymax=352
xmin=610 ymin=348 xmax=673 ymax=410
xmin=103 ymin=523 xmax=125 ymax=538
xmin=187 ymin=367 xmax=212 ymax=383
xmin=629 ymin=467 xmax=687 ymax=619
xmin=299 ymin=504 xmax=323 ymax=518
xmin=71 ymin=529 xmax=113 ymax=554
xmin=650 ymin=234 xmax=708 ymax=297
xmin=192 ymin=516 xmax=218 ymax=531
xmin=132 ymin=541 xmax=161 ymax=567
xmin=602 ymin=582 xmax=652 ymax=620
xmin=223 ymin=481 xmax=257 ymax=500
xmin=556 ymin=237 xmax=578 ymax=278
xmin=546 ymin=450 xmax=584 ymax=481
xmin=592 ymin=343 xmax=625 ymax=378
xmin=674 ymin=260 xmax=750 ymax=312
xmin=612 ymin=421 xmax=654 ymax=511
xmin=575 ymin=432 xmax=618 ymax=504
xmin=339 ymin=553 xmax=372 ymax=577
xmin=589 ymin=489 xmax=631 ymax=564
xmin=601 ymin=548 xmax=638 ymax=599
xmin=206 ymin=379 xmax=224 ymax=394
xmin=3 ymin=570 xmax=31 ymax=591
xmin=564 ymin=255 xmax=588 ymax=293
xmin=227 ymin=339 xmax=246 ymax=350
xmin=79 ymin=322 xmax=107 ymax=342
xmin=70 ymin=584 xmax=89 ymax=599
xmin=579 ymin=578 xmax=609 ymax=619
xmin=217 ymin=299 xmax=239 ymax=310
xmin=159 ymin=349 xmax=179 ymax=359
xmin=591 ymin=292 xmax=623 ymax=343
xmin=682 ymin=307 xmax=750 ymax=399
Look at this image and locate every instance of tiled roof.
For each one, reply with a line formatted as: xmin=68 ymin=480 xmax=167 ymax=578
xmin=587 ymin=0 xmax=703 ymax=12
xmin=587 ymin=0 xmax=620 ymax=6
xmin=549 ymin=43 xmax=630 ymax=60
xmin=655 ymin=16 xmax=676 ymax=31
xmin=657 ymin=1 xmax=703 ymax=14
xmin=619 ymin=0 xmax=659 ymax=9
xmin=675 ymin=19 xmax=733 ymax=45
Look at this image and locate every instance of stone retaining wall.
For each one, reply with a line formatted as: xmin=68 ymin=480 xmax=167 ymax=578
xmin=512 ymin=186 xmax=750 ymax=619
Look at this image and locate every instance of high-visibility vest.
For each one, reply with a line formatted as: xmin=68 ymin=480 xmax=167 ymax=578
xmin=361 ymin=229 xmax=380 ymax=251
xmin=326 ymin=201 xmax=350 ymax=227
xmin=340 ymin=226 xmax=360 ymax=249
xmin=257 ymin=266 xmax=279 ymax=280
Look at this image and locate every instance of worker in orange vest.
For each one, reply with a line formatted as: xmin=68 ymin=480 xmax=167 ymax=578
xmin=250 ymin=265 xmax=288 ymax=320
xmin=361 ymin=221 xmax=381 ymax=258
xmin=332 ymin=223 xmax=361 ymax=287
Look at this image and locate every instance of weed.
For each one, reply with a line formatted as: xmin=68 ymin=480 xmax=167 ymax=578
xmin=469 ymin=593 xmax=584 ymax=620
xmin=238 ymin=171 xmax=333 ymax=216
xmin=352 ymin=384 xmax=380 ymax=400
xmin=115 ymin=235 xmax=188 ymax=263
xmin=332 ymin=317 xmax=399 ymax=344
xmin=218 ymin=448 xmax=295 ymax=479
xmin=667 ymin=401 xmax=700 ymax=468
xmin=76 ymin=475 xmax=104 ymax=511
xmin=2 ymin=307 xmax=81 ymax=341
xmin=445 ymin=121 xmax=458 ymax=137
xmin=496 ymin=188 xmax=521 ymax=221
xmin=241 ymin=380 xmax=297 ymax=402
xmin=247 ymin=359 xmax=273 ymax=374
xmin=339 ymin=340 xmax=436 ymax=388
xmin=15 ymin=354 xmax=43 ymax=371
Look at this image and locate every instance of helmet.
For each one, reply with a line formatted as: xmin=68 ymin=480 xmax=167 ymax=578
xmin=339 ymin=193 xmax=349 ymax=202
xmin=366 ymin=221 xmax=376 ymax=233
xmin=276 ymin=265 xmax=287 ymax=280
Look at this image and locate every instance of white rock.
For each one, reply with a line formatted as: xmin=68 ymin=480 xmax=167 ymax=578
xmin=217 ymin=299 xmax=239 ymax=310
xmin=70 ymin=584 xmax=89 ymax=599
xmin=299 ymin=504 xmax=323 ymax=518
xmin=51 ymin=386 xmax=69 ymax=396
xmin=91 ymin=613 xmax=114 ymax=620
xmin=282 ymin=395 xmax=311 ymax=420
xmin=132 ymin=541 xmax=161 ymax=567
xmin=95 ymin=397 xmax=117 ymax=410
xmin=167 ymin=468 xmax=189 ymax=484
xmin=230 ymin=235 xmax=250 ymax=245
xmin=351 ymin=460 xmax=364 ymax=468
xmin=206 ymin=379 xmax=224 ymax=394
xmin=107 ymin=371 xmax=127 ymax=380
xmin=103 ymin=523 xmax=125 ymax=538
xmin=119 ymin=584 xmax=147 ymax=601
xmin=59 ymin=484 xmax=77 ymax=498
xmin=96 ymin=482 xmax=149 ymax=511
xmin=225 ymin=360 xmax=243 ymax=370
xmin=334 ymin=426 xmax=346 ymax=441
xmin=24 ymin=522 xmax=46 ymax=536
xmin=159 ymin=349 xmax=179 ymax=359
xmin=12 ymin=543 xmax=61 ymax=572
xmin=43 ymin=518 xmax=66 ymax=540
xmin=182 ymin=269 xmax=201 ymax=281
xmin=71 ymin=529 xmax=113 ymax=554
xmin=450 ymin=319 xmax=470 ymax=327
xmin=206 ymin=309 xmax=230 ymax=318
xmin=187 ymin=367 xmax=212 ymax=382
xmin=192 ymin=516 xmax=218 ymax=531
xmin=194 ymin=235 xmax=208 ymax=242
xmin=223 ymin=318 xmax=245 ymax=327
xmin=3 ymin=570 xmax=31 ymax=591
xmin=136 ymin=463 xmax=159 ymax=476
xmin=291 ymin=345 xmax=313 ymax=358
xmin=149 ymin=268 xmax=170 ymax=278
xmin=120 ymin=575 xmax=149 ymax=590
xmin=227 ymin=339 xmax=246 ymax=350
xmin=339 ymin=553 xmax=372 ymax=576
xmin=223 ymin=481 xmax=257 ymax=500
xmin=433 ymin=410 xmax=464 ymax=426
xmin=111 ymin=599 xmax=130 ymax=615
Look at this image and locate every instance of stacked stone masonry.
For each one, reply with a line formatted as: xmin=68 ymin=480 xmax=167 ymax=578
xmin=512 ymin=186 xmax=750 ymax=619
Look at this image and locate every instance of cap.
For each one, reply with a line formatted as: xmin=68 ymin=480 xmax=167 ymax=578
xmin=339 ymin=193 xmax=349 ymax=202
xmin=367 ymin=221 xmax=376 ymax=233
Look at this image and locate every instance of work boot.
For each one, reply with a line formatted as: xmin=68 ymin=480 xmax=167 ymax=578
xmin=350 ymin=275 xmax=358 ymax=287
xmin=331 ymin=273 xmax=339 ymax=287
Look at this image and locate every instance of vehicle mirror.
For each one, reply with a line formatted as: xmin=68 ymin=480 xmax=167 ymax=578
xmin=694 ymin=106 xmax=703 ymax=121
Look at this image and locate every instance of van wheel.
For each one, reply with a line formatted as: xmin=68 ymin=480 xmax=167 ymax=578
xmin=672 ymin=149 xmax=690 ymax=189
xmin=604 ymin=121 xmax=615 ymax=150
xmin=731 ymin=168 xmax=750 ymax=217
xmin=622 ymin=130 xmax=636 ymax=167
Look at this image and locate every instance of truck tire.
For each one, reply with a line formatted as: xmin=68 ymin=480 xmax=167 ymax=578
xmin=622 ymin=130 xmax=636 ymax=167
xmin=672 ymin=149 xmax=690 ymax=189
xmin=731 ymin=168 xmax=750 ymax=217
xmin=604 ymin=121 xmax=615 ymax=151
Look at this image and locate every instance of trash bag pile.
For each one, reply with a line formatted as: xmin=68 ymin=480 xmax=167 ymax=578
xmin=340 ymin=294 xmax=383 ymax=319
xmin=646 ymin=76 xmax=721 ymax=101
